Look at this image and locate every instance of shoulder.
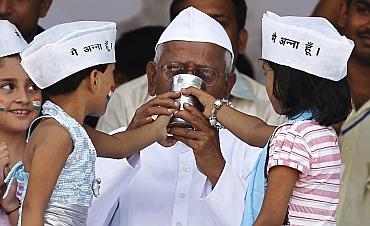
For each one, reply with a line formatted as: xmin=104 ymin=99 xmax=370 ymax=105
xmin=275 ymin=120 xmax=336 ymax=147
xmin=31 ymin=118 xmax=72 ymax=146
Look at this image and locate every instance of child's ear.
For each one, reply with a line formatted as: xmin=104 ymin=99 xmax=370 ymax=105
xmin=88 ymin=69 xmax=100 ymax=93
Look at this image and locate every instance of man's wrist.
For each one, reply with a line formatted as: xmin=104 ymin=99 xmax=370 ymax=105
xmin=207 ymin=159 xmax=226 ymax=187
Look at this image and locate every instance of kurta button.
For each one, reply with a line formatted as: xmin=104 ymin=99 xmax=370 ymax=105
xmin=179 ymin=193 xmax=186 ymax=198
xmin=183 ymin=165 xmax=191 ymax=172
xmin=176 ymin=223 xmax=182 ymax=226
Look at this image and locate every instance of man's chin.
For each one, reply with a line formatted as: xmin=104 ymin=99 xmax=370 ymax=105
xmin=157 ymin=136 xmax=178 ymax=147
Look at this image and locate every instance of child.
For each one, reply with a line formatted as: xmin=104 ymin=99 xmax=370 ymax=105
xmin=0 ymin=20 xmax=41 ymax=226
xmin=181 ymin=11 xmax=354 ymax=225
xmin=4 ymin=21 xmax=179 ymax=226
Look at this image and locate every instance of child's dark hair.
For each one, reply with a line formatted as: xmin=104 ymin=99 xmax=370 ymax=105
xmin=268 ymin=61 xmax=352 ymax=126
xmin=44 ymin=64 xmax=108 ymax=96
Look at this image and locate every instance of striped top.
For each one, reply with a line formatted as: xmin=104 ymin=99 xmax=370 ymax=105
xmin=267 ymin=120 xmax=341 ymax=226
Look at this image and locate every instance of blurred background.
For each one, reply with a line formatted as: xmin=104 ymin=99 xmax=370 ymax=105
xmin=40 ymin=0 xmax=320 ymax=84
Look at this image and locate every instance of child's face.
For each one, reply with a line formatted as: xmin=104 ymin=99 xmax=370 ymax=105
xmin=94 ymin=63 xmax=115 ymax=116
xmin=0 ymin=56 xmax=41 ymax=133
xmin=261 ymin=61 xmax=283 ymax=114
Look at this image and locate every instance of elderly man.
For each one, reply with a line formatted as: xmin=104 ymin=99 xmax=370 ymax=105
xmin=0 ymin=0 xmax=52 ymax=43
xmin=87 ymin=7 xmax=260 ymax=226
xmin=96 ymin=0 xmax=283 ymax=133
xmin=335 ymin=0 xmax=370 ymax=225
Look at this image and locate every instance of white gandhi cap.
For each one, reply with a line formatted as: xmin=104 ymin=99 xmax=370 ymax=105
xmin=21 ymin=21 xmax=116 ymax=89
xmin=0 ymin=20 xmax=27 ymax=58
xmin=262 ymin=11 xmax=354 ymax=81
xmin=156 ymin=6 xmax=234 ymax=63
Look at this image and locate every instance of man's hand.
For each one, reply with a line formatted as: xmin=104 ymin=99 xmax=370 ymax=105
xmin=168 ymin=103 xmax=225 ymax=187
xmin=127 ymin=91 xmax=180 ymax=147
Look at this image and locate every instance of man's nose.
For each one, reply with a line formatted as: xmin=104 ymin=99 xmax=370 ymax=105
xmin=185 ymin=66 xmax=195 ymax=75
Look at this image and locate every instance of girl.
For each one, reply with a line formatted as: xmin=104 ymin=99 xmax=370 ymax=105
xmin=0 ymin=20 xmax=41 ymax=226
xmin=180 ymin=11 xmax=353 ymax=225
xmin=5 ymin=21 xmax=179 ymax=226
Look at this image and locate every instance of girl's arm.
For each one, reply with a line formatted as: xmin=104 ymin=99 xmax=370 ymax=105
xmin=22 ymin=124 xmax=72 ymax=226
xmin=85 ymin=115 xmax=172 ymax=158
xmin=182 ymin=87 xmax=275 ymax=147
xmin=253 ymin=166 xmax=299 ymax=226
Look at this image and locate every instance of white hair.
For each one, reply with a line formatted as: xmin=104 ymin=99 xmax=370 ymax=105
xmin=154 ymin=43 xmax=233 ymax=75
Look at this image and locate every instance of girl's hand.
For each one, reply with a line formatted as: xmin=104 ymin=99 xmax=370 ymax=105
xmin=0 ymin=142 xmax=10 ymax=187
xmin=153 ymin=115 xmax=177 ymax=147
xmin=0 ymin=180 xmax=19 ymax=214
xmin=127 ymin=91 xmax=180 ymax=130
xmin=181 ymin=87 xmax=216 ymax=118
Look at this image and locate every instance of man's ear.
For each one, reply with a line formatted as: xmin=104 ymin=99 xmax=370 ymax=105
xmin=88 ymin=69 xmax=99 ymax=93
xmin=146 ymin=61 xmax=157 ymax=96
xmin=223 ymin=72 xmax=236 ymax=99
xmin=237 ymin=28 xmax=248 ymax=54
xmin=39 ymin=0 xmax=53 ymax=18
xmin=338 ymin=1 xmax=349 ymax=29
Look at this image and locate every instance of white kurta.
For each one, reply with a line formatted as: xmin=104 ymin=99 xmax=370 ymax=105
xmin=87 ymin=129 xmax=261 ymax=226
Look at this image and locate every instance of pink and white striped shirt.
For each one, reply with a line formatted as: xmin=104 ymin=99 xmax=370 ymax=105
xmin=268 ymin=120 xmax=341 ymax=226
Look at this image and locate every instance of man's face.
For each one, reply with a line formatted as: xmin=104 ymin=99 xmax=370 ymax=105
xmin=147 ymin=41 xmax=235 ymax=99
xmin=339 ymin=0 xmax=370 ymax=62
xmin=0 ymin=0 xmax=52 ymax=42
xmin=173 ymin=0 xmax=247 ymax=57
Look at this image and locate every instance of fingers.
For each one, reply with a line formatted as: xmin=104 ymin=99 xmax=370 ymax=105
xmin=154 ymin=115 xmax=172 ymax=130
xmin=181 ymin=87 xmax=215 ymax=118
xmin=128 ymin=91 xmax=180 ymax=130
xmin=173 ymin=103 xmax=211 ymax=132
xmin=181 ymin=87 xmax=216 ymax=107
xmin=146 ymin=97 xmax=180 ymax=112
xmin=157 ymin=91 xmax=181 ymax=100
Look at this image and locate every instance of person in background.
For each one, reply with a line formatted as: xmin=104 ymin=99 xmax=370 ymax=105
xmin=0 ymin=0 xmax=53 ymax=43
xmin=311 ymin=0 xmax=342 ymax=29
xmin=335 ymin=0 xmax=370 ymax=225
xmin=96 ymin=0 xmax=284 ymax=133
xmin=235 ymin=54 xmax=255 ymax=79
xmin=114 ymin=25 xmax=166 ymax=87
